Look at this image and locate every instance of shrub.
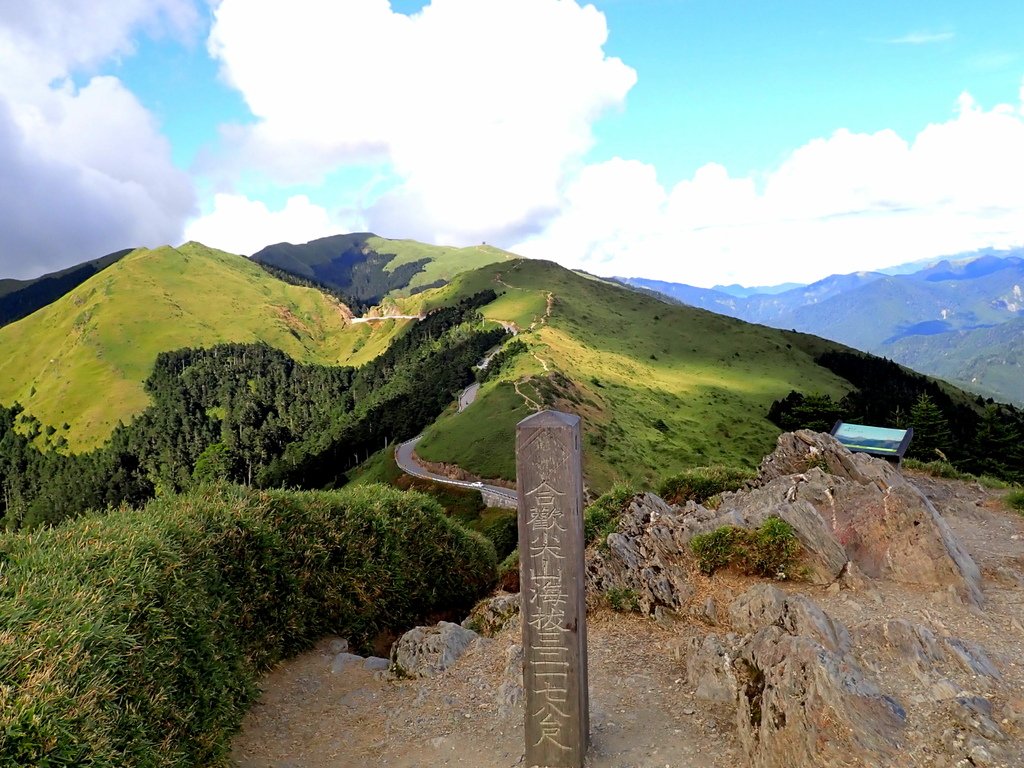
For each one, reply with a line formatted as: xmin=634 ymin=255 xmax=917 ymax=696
xmin=0 ymin=483 xmax=495 ymax=767
xmin=658 ymin=466 xmax=754 ymax=505
xmin=583 ymin=483 xmax=638 ymax=546
xmin=689 ymin=526 xmax=741 ymax=575
xmin=471 ymin=508 xmax=518 ymax=560
xmin=606 ymin=587 xmax=640 ymax=613
xmin=689 ymin=517 xmax=802 ymax=578
xmin=1006 ymin=490 xmax=1024 ymax=513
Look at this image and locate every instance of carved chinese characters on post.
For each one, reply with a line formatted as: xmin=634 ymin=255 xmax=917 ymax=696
xmin=517 ymin=411 xmax=588 ymax=768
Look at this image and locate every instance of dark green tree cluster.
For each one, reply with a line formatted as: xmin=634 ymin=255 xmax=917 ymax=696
xmin=477 ymin=338 xmax=528 ymax=383
xmin=768 ymin=351 xmax=1024 ymax=481
xmin=0 ymin=291 xmax=505 ymax=530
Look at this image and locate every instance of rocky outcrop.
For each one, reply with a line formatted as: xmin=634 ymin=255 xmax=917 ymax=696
xmin=587 ymin=431 xmax=983 ymax=620
xmin=389 ymin=621 xmax=482 ymax=679
xmin=734 ymin=626 xmax=907 ymax=768
xmin=747 ymin=430 xmax=983 ymax=605
xmin=687 ymin=585 xmax=907 ymax=768
xmin=585 ymin=492 xmax=696 ymax=620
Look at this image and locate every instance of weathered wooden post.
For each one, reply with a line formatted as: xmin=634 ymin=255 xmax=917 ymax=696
xmin=516 ymin=410 xmax=589 ymax=768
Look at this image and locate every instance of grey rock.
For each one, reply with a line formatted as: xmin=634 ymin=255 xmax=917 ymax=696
xmin=461 ymin=593 xmax=520 ymax=637
xmin=949 ymin=696 xmax=1005 ymax=742
xmin=390 ymin=621 xmax=480 ymax=679
xmin=585 ymin=492 xmax=696 ymax=613
xmin=363 ymin=656 xmax=390 ymax=671
xmin=330 ymin=652 xmax=364 ymax=673
xmin=495 ymin=680 xmax=524 ymax=715
xmin=728 ymin=584 xmax=852 ymax=656
xmin=751 ymin=431 xmax=983 ymax=606
xmin=734 ymin=626 xmax=906 ymax=768
xmin=929 ymin=678 xmax=964 ymax=701
xmin=686 ymin=634 xmax=741 ymax=703
xmin=943 ymin=637 xmax=1002 ymax=680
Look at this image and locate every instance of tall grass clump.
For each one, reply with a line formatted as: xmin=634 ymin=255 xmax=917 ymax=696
xmin=584 ymin=483 xmax=638 ymax=546
xmin=1007 ymin=489 xmax=1024 ymax=514
xmin=690 ymin=517 xmax=801 ymax=579
xmin=658 ymin=466 xmax=754 ymax=506
xmin=0 ymin=483 xmax=495 ymax=767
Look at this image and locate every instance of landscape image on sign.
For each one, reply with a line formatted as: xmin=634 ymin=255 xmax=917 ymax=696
xmin=831 ymin=422 xmax=910 ymax=455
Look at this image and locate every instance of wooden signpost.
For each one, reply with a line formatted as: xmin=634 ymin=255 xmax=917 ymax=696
xmin=516 ymin=410 xmax=589 ymax=768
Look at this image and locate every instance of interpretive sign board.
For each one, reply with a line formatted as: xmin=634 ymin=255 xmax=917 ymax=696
xmin=831 ymin=420 xmax=914 ymax=459
xmin=516 ymin=410 xmax=589 ymax=768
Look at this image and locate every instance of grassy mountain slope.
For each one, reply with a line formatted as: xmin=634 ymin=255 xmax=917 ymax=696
xmin=251 ymin=233 xmax=515 ymax=308
xmin=410 ymin=259 xmax=855 ymax=491
xmin=0 ymin=249 xmax=132 ymax=327
xmin=0 ymin=243 xmax=410 ymax=449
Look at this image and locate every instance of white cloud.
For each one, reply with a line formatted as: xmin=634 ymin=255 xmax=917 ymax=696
xmin=0 ymin=0 xmax=198 ymax=278
xmin=205 ymin=0 xmax=635 ymax=244
xmin=184 ymin=193 xmax=355 ymax=256
xmin=884 ymin=30 xmax=955 ymax=45
xmin=514 ymin=84 xmax=1024 ymax=287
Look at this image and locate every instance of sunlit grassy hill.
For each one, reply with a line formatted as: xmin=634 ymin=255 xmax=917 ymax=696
xmin=410 ymin=259 xmax=856 ymax=491
xmin=0 ymin=243 xmax=411 ymax=449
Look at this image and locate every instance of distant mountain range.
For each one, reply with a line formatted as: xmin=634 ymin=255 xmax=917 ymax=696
xmin=618 ymin=249 xmax=1024 ymax=404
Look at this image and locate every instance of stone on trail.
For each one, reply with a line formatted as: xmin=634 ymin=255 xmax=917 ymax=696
xmin=330 ymin=652 xmax=364 ymax=673
xmin=389 ymin=621 xmax=481 ymax=679
xmin=461 ymin=592 xmax=520 ymax=637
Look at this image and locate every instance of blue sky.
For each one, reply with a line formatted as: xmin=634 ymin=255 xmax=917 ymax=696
xmin=2 ymin=0 xmax=1023 ymax=286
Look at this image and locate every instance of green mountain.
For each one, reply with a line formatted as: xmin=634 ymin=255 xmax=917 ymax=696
xmin=887 ymin=317 xmax=1024 ymax=404
xmin=404 ymin=259 xmax=858 ymax=491
xmin=0 ymin=249 xmax=133 ymax=327
xmin=251 ymin=233 xmax=515 ymax=310
xmin=0 ymin=243 xmax=412 ymax=449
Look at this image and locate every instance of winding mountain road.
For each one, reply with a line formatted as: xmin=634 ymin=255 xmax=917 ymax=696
xmin=394 ymin=343 xmax=518 ymax=507
xmin=395 ymin=436 xmax=517 ymax=507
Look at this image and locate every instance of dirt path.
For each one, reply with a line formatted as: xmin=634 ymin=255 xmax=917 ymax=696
xmin=231 ymin=474 xmax=1024 ymax=768
xmin=231 ymin=613 xmax=739 ymax=768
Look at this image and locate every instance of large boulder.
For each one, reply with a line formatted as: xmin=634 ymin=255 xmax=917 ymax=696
xmin=389 ymin=621 xmax=481 ymax=679
xmin=746 ymin=430 xmax=983 ymax=605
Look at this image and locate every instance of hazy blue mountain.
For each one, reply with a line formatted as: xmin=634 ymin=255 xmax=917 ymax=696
xmin=711 ymin=281 xmax=804 ymax=297
xmin=621 ymin=249 xmax=1024 ymax=403
xmin=887 ymin=317 xmax=1024 ymax=404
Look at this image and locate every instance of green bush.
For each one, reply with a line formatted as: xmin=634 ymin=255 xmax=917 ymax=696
xmin=689 ymin=517 xmax=801 ymax=578
xmin=658 ymin=466 xmax=754 ymax=505
xmin=689 ymin=526 xmax=741 ymax=575
xmin=583 ymin=483 xmax=637 ymax=546
xmin=0 ymin=483 xmax=495 ymax=767
xmin=606 ymin=587 xmax=640 ymax=613
xmin=470 ymin=508 xmax=518 ymax=560
xmin=1006 ymin=490 xmax=1024 ymax=513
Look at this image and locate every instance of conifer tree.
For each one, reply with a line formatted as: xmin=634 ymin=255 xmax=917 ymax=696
xmin=908 ymin=392 xmax=953 ymax=461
